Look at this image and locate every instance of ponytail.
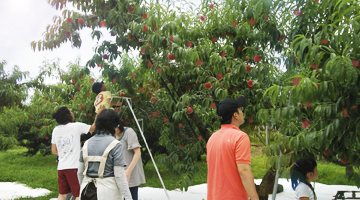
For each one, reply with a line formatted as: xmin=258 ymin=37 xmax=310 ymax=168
xmin=291 ymin=158 xmax=317 ymax=199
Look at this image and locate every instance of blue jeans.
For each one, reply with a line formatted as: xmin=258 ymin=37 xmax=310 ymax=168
xmin=126 ymin=186 xmax=138 ymax=200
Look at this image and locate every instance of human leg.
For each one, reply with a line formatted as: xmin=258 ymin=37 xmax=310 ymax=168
xmin=129 ymin=186 xmax=138 ymax=200
xmin=57 ymin=194 xmax=67 ymax=200
xmin=58 ymin=170 xmax=71 ymax=198
xmin=64 ymin=169 xmax=81 ymax=198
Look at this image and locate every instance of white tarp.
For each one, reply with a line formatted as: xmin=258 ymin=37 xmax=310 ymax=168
xmin=1 ymin=179 xmax=358 ymax=200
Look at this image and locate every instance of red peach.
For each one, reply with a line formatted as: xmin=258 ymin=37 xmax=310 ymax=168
xmin=168 ymin=53 xmax=175 ymax=60
xmin=100 ymin=21 xmax=106 ymax=27
xmin=187 ymin=107 xmax=193 ymax=114
xmin=187 ymin=42 xmax=193 ymax=47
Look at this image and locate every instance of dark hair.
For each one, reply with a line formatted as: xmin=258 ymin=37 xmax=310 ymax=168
xmin=52 ymin=107 xmax=73 ymax=124
xmin=117 ymin=121 xmax=125 ymax=133
xmin=94 ymin=109 xmax=120 ymax=136
xmin=220 ymin=110 xmax=239 ymax=125
xmin=291 ymin=157 xmax=317 ymax=198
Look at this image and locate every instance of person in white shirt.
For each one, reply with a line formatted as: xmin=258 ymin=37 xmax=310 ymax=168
xmin=51 ymin=107 xmax=95 ymax=200
xmin=291 ymin=158 xmax=318 ymax=200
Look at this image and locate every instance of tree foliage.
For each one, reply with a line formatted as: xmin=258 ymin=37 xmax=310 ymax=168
xmin=0 ymin=61 xmax=29 ymax=110
xmin=29 ymin=0 xmax=360 ymax=192
xmin=257 ymin=0 xmax=360 ymax=185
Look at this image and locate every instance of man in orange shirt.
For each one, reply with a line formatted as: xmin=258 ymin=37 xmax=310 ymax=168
xmin=207 ymin=96 xmax=259 ymax=200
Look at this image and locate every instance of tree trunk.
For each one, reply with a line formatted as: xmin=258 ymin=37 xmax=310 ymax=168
xmin=188 ymin=112 xmax=211 ymax=141
xmin=165 ymin=74 xmax=212 ymax=141
xmin=256 ymin=167 xmax=277 ymax=198
xmin=259 ymin=196 xmax=269 ymax=200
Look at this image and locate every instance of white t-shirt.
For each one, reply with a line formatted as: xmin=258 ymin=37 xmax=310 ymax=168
xmin=51 ymin=122 xmax=91 ymax=170
xmin=294 ymin=182 xmax=316 ymax=200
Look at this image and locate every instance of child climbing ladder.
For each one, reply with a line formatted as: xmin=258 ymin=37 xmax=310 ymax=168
xmin=92 ymin=81 xmax=122 ymax=113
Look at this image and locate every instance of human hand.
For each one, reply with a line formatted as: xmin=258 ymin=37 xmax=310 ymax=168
xmin=124 ymin=169 xmax=131 ymax=182
xmin=98 ymin=105 xmax=106 ymax=113
xmin=116 ymin=101 xmax=122 ymax=106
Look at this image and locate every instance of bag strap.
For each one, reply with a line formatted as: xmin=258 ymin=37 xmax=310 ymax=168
xmin=82 ymin=141 xmax=89 ymax=176
xmin=97 ymin=140 xmax=119 ymax=178
xmin=82 ymin=140 xmax=120 ymax=178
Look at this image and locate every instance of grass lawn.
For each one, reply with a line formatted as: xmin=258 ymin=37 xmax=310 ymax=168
xmin=0 ymin=146 xmax=356 ymax=199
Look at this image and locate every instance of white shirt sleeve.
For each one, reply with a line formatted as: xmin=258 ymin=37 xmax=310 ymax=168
xmin=76 ymin=122 xmax=91 ymax=134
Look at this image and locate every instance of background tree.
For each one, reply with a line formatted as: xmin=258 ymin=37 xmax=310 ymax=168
xmin=0 ymin=60 xmax=29 ymax=110
xmin=0 ymin=61 xmax=29 ymax=151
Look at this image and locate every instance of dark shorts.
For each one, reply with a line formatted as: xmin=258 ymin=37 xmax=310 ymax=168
xmin=58 ymin=169 xmax=80 ymax=197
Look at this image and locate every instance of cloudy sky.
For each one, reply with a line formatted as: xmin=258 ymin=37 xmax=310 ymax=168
xmin=0 ymin=0 xmax=202 ymax=85
xmin=0 ymin=0 xmax=113 ymax=84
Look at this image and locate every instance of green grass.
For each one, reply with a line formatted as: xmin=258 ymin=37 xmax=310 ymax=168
xmin=0 ymin=148 xmax=59 ymax=199
xmin=141 ymin=155 xmax=208 ymax=190
xmin=316 ymin=160 xmax=355 ymax=186
xmin=0 ymin=147 xmax=357 ymax=199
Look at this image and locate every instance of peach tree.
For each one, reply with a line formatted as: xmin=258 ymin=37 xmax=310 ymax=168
xmin=33 ymin=0 xmax=296 ymax=195
xmin=257 ymin=0 xmax=360 ymax=187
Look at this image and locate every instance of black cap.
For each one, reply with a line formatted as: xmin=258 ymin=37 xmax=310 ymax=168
xmin=217 ymin=96 xmax=245 ymax=122
xmin=92 ymin=81 xmax=104 ymax=94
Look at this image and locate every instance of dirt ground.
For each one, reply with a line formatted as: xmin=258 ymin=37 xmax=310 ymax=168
xmin=251 ymin=145 xmax=264 ymax=157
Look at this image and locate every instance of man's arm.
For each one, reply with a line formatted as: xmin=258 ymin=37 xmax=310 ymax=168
xmin=237 ymin=163 xmax=259 ymax=200
xmin=51 ymin=144 xmax=58 ymax=155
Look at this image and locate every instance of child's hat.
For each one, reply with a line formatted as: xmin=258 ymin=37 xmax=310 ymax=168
xmin=92 ymin=81 xmax=104 ymax=94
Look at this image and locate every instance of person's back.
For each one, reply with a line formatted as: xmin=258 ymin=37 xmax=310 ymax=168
xmin=92 ymin=81 xmax=121 ymax=113
xmin=207 ymin=124 xmax=251 ymax=199
xmin=81 ymin=133 xmax=125 ymax=178
xmin=51 ymin=107 xmax=93 ymax=200
xmin=94 ymin=90 xmax=112 ymax=113
xmin=77 ymin=109 xmax=132 ymax=200
xmin=52 ymin=122 xmax=90 ymax=170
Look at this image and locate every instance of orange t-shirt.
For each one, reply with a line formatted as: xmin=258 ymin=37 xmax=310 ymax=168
xmin=206 ymin=124 xmax=251 ymax=200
